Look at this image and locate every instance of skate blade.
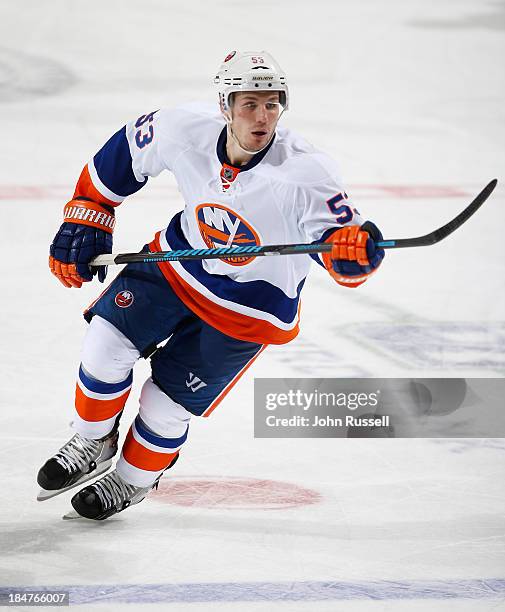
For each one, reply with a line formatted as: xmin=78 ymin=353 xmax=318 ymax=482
xmin=62 ymin=509 xmax=98 ymax=521
xmin=36 ymin=459 xmax=113 ymax=501
xmin=62 ymin=510 xmax=82 ymax=520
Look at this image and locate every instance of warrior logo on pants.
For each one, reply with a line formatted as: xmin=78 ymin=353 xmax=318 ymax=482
xmin=185 ymin=372 xmax=207 ymax=392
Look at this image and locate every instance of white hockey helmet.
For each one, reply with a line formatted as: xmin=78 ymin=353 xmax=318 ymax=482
xmin=214 ymin=50 xmax=289 ymax=112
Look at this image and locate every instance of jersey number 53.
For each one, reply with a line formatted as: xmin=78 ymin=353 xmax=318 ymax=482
xmin=134 ymin=111 xmax=158 ymax=149
xmin=326 ymin=192 xmax=356 ymax=224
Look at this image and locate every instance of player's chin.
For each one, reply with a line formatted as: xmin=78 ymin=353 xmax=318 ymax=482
xmin=249 ymin=131 xmax=270 ymax=149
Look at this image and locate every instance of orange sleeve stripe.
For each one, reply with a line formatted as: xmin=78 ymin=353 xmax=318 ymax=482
xmin=121 ymin=429 xmax=179 ymax=472
xmin=202 ymin=344 xmax=267 ymax=418
xmin=149 ymin=232 xmax=299 ymax=346
xmin=73 ymin=165 xmax=122 ymax=208
xmin=74 ymin=384 xmax=130 ymax=422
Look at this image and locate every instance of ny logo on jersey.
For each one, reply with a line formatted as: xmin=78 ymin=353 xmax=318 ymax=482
xmin=195 ymin=203 xmax=260 ymax=266
xmin=185 ymin=372 xmax=207 ymax=392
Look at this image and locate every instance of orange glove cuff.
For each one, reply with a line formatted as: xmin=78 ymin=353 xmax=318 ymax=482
xmin=63 ymin=199 xmax=115 ymax=234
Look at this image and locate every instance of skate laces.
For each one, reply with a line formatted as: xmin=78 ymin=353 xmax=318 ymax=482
xmin=55 ymin=434 xmax=101 ymax=473
xmin=93 ymin=471 xmax=143 ymax=511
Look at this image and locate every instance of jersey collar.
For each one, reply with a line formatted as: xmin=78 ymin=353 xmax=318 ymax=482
xmin=216 ymin=126 xmax=275 ymax=172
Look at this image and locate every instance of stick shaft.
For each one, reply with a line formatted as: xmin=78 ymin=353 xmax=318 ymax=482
xmin=90 ymin=179 xmax=497 ymax=267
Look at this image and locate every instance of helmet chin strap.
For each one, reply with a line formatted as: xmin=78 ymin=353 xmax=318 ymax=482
xmin=224 ymin=108 xmax=284 ymax=157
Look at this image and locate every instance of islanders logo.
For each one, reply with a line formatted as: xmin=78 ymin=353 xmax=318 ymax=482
xmin=115 ymin=290 xmax=134 ymax=308
xmin=195 ymin=204 xmax=260 ymax=266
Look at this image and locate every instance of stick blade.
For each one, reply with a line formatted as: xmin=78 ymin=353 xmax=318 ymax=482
xmin=378 ymin=179 xmax=498 ymax=249
xmin=430 ymin=178 xmax=498 ymax=243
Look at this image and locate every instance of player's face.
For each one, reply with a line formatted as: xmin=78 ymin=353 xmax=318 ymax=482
xmin=230 ymin=91 xmax=282 ymax=151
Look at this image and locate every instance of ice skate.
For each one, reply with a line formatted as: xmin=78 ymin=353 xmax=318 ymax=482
xmin=66 ymin=468 xmax=157 ymax=520
xmin=37 ymin=430 xmax=118 ymax=501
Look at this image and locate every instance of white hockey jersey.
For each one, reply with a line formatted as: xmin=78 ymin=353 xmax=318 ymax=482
xmin=74 ymin=103 xmax=364 ymax=345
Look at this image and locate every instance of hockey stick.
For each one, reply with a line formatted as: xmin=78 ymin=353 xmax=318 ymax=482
xmin=90 ymin=179 xmax=497 ymax=267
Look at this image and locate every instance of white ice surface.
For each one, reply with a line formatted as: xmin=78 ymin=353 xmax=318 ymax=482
xmin=0 ymin=0 xmax=504 ymax=610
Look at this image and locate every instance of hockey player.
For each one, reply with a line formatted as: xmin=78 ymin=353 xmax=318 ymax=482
xmin=37 ymin=51 xmax=385 ymax=520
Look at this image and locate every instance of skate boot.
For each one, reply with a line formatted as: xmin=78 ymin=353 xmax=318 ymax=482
xmin=66 ymin=468 xmax=157 ymax=520
xmin=37 ymin=429 xmax=118 ymax=501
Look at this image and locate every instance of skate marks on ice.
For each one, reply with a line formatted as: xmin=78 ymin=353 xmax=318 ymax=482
xmin=151 ymin=475 xmax=321 ymax=510
xmin=1 ymin=578 xmax=504 ymax=606
xmin=0 ymin=519 xmax=120 ymax=586
xmin=141 ymin=503 xmax=504 ymax=547
xmin=0 ymin=46 xmax=76 ymax=103
xmin=145 ymin=471 xmax=505 ymax=544
xmin=345 ymin=321 xmax=505 ymax=373
xmin=271 ymin=336 xmax=371 ymax=377
xmin=410 ymin=3 xmax=505 ymax=31
xmin=317 ymin=283 xmax=505 ymax=373
xmin=430 ymin=438 xmax=505 ymax=455
xmin=267 ymin=318 xmax=505 ymax=376
xmin=60 ymin=476 xmax=322 ymax=520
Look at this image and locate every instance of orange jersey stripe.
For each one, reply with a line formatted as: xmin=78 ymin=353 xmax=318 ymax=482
xmin=122 ymin=429 xmax=178 ymax=472
xmin=73 ymin=164 xmax=121 ymax=208
xmin=149 ymin=232 xmax=299 ymax=345
xmin=203 ymin=344 xmax=267 ymax=417
xmin=75 ymin=384 xmax=130 ymax=422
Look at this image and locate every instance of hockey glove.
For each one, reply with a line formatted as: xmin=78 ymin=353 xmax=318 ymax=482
xmin=49 ymin=198 xmax=115 ymax=288
xmin=322 ymin=221 xmax=385 ymax=288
